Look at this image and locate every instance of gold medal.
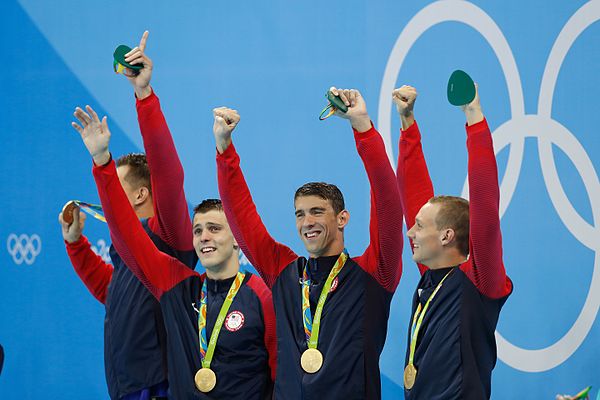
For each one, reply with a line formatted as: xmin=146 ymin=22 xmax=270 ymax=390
xmin=194 ymin=367 xmax=217 ymax=393
xmin=403 ymin=364 xmax=417 ymax=389
xmin=62 ymin=201 xmax=78 ymax=225
xmin=300 ymin=348 xmax=323 ymax=374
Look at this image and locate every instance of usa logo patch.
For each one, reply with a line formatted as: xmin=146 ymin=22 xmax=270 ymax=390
xmin=225 ymin=311 xmax=245 ymax=332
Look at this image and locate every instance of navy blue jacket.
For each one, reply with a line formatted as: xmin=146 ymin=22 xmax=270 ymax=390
xmin=271 ymin=256 xmax=394 ymax=399
xmin=404 ymin=267 xmax=511 ymax=399
xmin=160 ymin=272 xmax=275 ymax=399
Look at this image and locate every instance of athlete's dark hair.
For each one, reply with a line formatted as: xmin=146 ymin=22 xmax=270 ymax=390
xmin=428 ymin=195 xmax=470 ymax=256
xmin=115 ymin=153 xmax=152 ymax=193
xmin=294 ymin=182 xmax=345 ymax=214
xmin=194 ymin=199 xmax=224 ymax=215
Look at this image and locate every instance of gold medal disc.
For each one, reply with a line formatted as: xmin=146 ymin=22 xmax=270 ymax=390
xmin=300 ymin=348 xmax=323 ymax=374
xmin=62 ymin=201 xmax=78 ymax=225
xmin=403 ymin=364 xmax=417 ymax=389
xmin=195 ymin=367 xmax=217 ymax=393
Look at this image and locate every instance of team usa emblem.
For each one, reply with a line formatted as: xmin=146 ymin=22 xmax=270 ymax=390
xmin=225 ymin=311 xmax=245 ymax=331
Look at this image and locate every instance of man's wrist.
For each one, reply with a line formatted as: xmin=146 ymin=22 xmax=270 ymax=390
xmin=65 ymin=234 xmax=81 ymax=244
xmin=400 ymin=113 xmax=415 ymax=130
xmin=350 ymin=116 xmax=372 ymax=133
xmin=135 ymin=85 xmax=152 ymax=100
xmin=92 ymin=151 xmax=111 ymax=166
xmin=216 ymin=137 xmax=232 ymax=154
xmin=464 ymin=107 xmax=484 ymax=126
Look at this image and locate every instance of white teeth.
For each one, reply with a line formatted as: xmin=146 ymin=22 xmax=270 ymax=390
xmin=201 ymin=247 xmax=216 ymax=253
xmin=305 ymin=232 xmax=319 ymax=239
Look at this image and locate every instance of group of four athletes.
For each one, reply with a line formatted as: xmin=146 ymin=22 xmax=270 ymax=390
xmin=59 ymin=31 xmax=512 ymax=399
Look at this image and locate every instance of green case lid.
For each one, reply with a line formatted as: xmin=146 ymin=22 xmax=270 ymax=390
xmin=447 ymin=70 xmax=475 ymax=106
xmin=326 ymin=91 xmax=348 ymax=113
xmin=113 ymin=44 xmax=143 ymax=70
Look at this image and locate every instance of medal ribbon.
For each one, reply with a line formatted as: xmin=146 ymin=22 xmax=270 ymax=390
xmin=74 ymin=200 xmax=106 ymax=223
xmin=198 ymin=271 xmax=245 ymax=368
xmin=407 ymin=268 xmax=454 ymax=367
xmin=302 ymin=251 xmax=348 ymax=349
xmin=318 ymin=103 xmax=336 ymax=120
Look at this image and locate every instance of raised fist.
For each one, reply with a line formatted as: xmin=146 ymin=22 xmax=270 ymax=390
xmin=392 ymin=85 xmax=417 ymax=117
xmin=213 ymin=107 xmax=240 ymax=153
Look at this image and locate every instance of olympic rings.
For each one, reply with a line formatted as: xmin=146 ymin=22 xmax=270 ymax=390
xmin=7 ymin=234 xmax=42 ymax=265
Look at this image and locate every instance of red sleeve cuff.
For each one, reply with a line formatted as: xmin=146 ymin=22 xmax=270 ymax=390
xmin=352 ymin=120 xmax=377 ymax=139
xmin=91 ymin=154 xmax=114 ymax=169
xmin=400 ymin=120 xmax=421 ymax=140
xmin=216 ymin=142 xmax=239 ymax=163
xmin=65 ymin=235 xmax=89 ymax=249
xmin=135 ymin=87 xmax=157 ymax=106
xmin=465 ymin=117 xmax=489 ymax=136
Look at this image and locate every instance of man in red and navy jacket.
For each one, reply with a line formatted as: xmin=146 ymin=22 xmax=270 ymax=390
xmin=71 ymin=102 xmax=276 ymax=399
xmin=393 ymin=84 xmax=513 ymax=399
xmin=59 ymin=32 xmax=196 ymax=399
xmin=213 ymin=87 xmax=404 ymax=399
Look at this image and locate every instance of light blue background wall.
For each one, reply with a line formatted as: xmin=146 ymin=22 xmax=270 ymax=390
xmin=1 ymin=0 xmax=598 ymax=398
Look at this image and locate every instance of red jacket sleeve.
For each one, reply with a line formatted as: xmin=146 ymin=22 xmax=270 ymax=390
xmin=65 ymin=235 xmax=113 ymax=304
xmin=246 ymin=274 xmax=277 ymax=381
xmin=136 ymin=90 xmax=194 ymax=253
xmin=461 ymin=119 xmax=512 ymax=298
xmin=216 ymin=143 xmax=298 ymax=288
xmin=92 ymin=158 xmax=197 ymax=300
xmin=352 ymin=124 xmax=404 ymax=292
xmin=396 ymin=121 xmax=434 ymax=275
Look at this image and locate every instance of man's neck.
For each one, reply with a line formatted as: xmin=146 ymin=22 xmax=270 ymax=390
xmin=134 ymin=203 xmax=154 ymax=219
xmin=206 ymin=259 xmax=241 ymax=281
xmin=308 ymin=241 xmax=345 ymax=259
xmin=426 ymin=253 xmax=467 ymax=270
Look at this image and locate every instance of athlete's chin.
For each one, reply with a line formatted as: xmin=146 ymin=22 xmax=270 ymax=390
xmin=302 ymin=241 xmax=325 ymax=257
xmin=199 ymin=254 xmax=225 ymax=269
xmin=412 ymin=253 xmax=424 ymax=264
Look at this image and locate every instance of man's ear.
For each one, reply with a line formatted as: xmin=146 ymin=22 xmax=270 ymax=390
xmin=440 ymin=228 xmax=456 ymax=246
xmin=337 ymin=210 xmax=350 ymax=230
xmin=134 ymin=186 xmax=151 ymax=206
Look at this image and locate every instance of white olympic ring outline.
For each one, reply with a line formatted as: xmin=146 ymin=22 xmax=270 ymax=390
xmin=91 ymin=239 xmax=112 ymax=264
xmin=6 ymin=234 xmax=42 ymax=265
xmin=378 ymin=0 xmax=600 ymax=373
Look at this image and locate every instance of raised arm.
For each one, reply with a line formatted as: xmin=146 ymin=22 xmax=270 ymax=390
xmin=59 ymin=206 xmax=113 ymax=303
xmin=393 ymin=86 xmax=434 ymax=275
xmin=213 ymin=107 xmax=298 ymax=288
xmin=462 ymin=86 xmax=511 ymax=298
xmin=122 ymin=31 xmax=194 ymax=255
xmin=71 ymin=106 xmax=196 ymax=300
xmin=330 ymin=87 xmax=404 ymax=292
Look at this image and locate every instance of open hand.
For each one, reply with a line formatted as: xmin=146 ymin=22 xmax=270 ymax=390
xmin=71 ymin=105 xmax=111 ymax=165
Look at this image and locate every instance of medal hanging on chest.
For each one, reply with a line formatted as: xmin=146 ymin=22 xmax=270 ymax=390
xmin=404 ymin=268 xmax=454 ymax=389
xmin=300 ymin=251 xmax=348 ymax=374
xmin=195 ymin=271 xmax=245 ymax=393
